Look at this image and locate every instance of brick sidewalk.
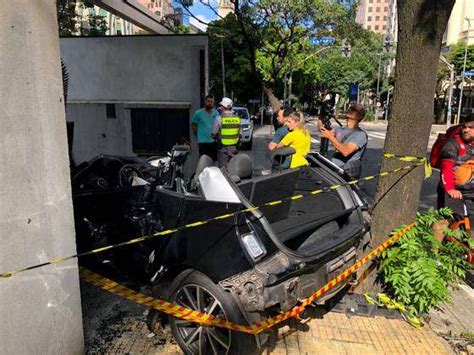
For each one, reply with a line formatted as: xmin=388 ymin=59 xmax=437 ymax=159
xmin=103 ymin=310 xmax=451 ymax=354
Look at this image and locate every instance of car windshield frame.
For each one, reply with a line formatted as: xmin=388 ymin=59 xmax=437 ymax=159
xmin=233 ymin=108 xmax=250 ymax=120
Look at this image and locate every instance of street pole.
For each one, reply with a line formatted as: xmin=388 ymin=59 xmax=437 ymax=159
xmin=375 ymin=54 xmax=382 ymax=121
xmin=220 ymin=38 xmax=226 ymax=98
xmin=447 ymin=67 xmax=455 ymax=126
xmin=288 ymin=71 xmax=293 ymax=105
xmin=385 ymin=87 xmax=393 ymax=121
xmin=457 ymin=17 xmax=472 ymax=124
xmin=440 ymin=54 xmax=455 ymax=126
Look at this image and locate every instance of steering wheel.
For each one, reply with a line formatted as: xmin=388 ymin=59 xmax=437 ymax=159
xmin=119 ymin=165 xmax=144 ymax=188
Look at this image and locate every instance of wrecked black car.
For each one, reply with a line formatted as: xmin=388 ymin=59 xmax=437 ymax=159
xmin=72 ymin=147 xmax=369 ymax=354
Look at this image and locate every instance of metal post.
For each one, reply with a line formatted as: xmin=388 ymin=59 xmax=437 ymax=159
xmin=288 ymin=71 xmax=293 ymax=106
xmin=457 ymin=18 xmax=472 ymax=124
xmin=385 ymin=88 xmax=391 ymax=121
xmin=220 ymin=38 xmax=226 ymax=97
xmin=447 ymin=68 xmax=454 ymax=126
xmin=375 ymin=54 xmax=382 ymax=121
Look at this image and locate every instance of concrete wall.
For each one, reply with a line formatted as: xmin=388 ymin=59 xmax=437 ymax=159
xmin=60 ymin=35 xmax=208 ymax=164
xmin=0 ymin=0 xmax=84 ymax=353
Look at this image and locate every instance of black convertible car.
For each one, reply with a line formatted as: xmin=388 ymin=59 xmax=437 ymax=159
xmin=72 ymin=147 xmax=370 ymax=354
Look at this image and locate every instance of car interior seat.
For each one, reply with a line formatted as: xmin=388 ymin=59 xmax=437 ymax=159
xmin=228 ymin=153 xmax=253 ymax=183
xmin=189 ymin=154 xmax=214 ymax=191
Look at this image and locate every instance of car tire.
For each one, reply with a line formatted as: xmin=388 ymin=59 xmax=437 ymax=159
xmin=167 ymin=270 xmax=258 ymax=355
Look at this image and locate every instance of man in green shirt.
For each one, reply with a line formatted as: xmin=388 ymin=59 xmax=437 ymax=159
xmin=192 ymin=95 xmax=219 ymax=161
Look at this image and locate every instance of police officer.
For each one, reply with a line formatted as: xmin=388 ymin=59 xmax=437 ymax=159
xmin=212 ymin=97 xmax=241 ymax=170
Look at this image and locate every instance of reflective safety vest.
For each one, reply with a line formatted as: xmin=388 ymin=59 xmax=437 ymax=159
xmin=220 ymin=114 xmax=241 ymax=146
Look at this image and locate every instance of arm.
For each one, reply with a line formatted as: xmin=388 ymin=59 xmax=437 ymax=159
xmin=211 ymin=116 xmax=221 ymax=139
xmin=320 ymin=127 xmax=359 ymax=157
xmin=268 ymin=127 xmax=287 ymax=151
xmin=440 ymin=139 xmax=463 ymax=199
xmin=191 ymin=111 xmax=199 ymax=133
xmin=268 ymin=142 xmax=278 ymax=151
xmin=440 ymin=160 xmax=462 ymax=199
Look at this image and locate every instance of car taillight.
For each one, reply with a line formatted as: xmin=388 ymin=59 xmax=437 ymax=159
xmin=241 ymin=232 xmax=266 ymax=261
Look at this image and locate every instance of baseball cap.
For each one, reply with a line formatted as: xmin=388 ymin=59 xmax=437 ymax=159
xmin=219 ymin=97 xmax=233 ymax=109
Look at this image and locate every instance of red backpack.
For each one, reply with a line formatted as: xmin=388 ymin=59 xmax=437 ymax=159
xmin=430 ymin=125 xmax=464 ymax=169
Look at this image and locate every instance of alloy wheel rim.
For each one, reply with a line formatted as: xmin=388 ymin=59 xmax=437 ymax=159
xmin=174 ymin=284 xmax=231 ymax=355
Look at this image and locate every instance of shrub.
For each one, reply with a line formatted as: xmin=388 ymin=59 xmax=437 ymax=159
xmin=379 ymin=208 xmax=473 ymax=315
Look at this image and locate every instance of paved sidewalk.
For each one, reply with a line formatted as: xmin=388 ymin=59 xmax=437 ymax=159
xmin=100 ymin=305 xmax=452 ymax=354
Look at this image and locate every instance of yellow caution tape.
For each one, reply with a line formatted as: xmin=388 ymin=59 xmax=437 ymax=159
xmin=364 ymin=292 xmax=423 ymax=329
xmin=80 ymin=223 xmax=416 ymax=335
xmin=383 ymin=153 xmax=432 ymax=178
xmin=0 ymin=157 xmax=425 ymax=280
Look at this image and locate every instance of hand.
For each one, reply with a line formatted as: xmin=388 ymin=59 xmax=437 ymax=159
xmin=447 ymin=189 xmax=463 ymax=200
xmin=320 ymin=127 xmax=334 ymax=139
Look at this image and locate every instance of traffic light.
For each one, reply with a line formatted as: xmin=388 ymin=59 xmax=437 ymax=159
xmin=341 ymin=39 xmax=351 ymax=58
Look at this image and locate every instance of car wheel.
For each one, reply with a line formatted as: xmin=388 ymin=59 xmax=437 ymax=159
xmin=168 ymin=270 xmax=258 ymax=355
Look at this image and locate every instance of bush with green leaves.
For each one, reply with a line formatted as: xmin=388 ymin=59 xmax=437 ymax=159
xmin=379 ymin=208 xmax=473 ymax=315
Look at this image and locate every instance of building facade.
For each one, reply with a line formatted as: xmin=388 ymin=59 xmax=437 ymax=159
xmin=444 ymin=0 xmax=474 ymax=45
xmin=60 ymin=35 xmax=209 ymax=165
xmin=137 ymin=0 xmax=176 ymax=20
xmin=355 ymin=0 xmax=392 ymax=35
xmin=218 ymin=0 xmax=234 ymax=18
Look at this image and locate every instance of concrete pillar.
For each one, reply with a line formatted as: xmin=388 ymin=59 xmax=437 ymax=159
xmin=0 ymin=1 xmax=84 ymax=353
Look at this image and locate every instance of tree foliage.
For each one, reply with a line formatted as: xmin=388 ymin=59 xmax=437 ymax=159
xmin=199 ymin=0 xmax=384 ymax=107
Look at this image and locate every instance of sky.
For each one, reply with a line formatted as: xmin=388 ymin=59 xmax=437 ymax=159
xmin=178 ymin=0 xmax=218 ymax=31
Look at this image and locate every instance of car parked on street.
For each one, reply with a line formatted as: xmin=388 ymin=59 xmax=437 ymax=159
xmin=233 ymin=106 xmax=254 ymax=150
xmin=71 ymin=146 xmax=369 ymax=354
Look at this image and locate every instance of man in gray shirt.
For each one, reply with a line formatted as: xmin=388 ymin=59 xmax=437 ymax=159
xmin=319 ymin=104 xmax=368 ymax=179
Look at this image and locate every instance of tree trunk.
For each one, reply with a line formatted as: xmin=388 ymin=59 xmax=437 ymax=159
xmin=360 ymin=0 xmax=455 ymax=290
xmin=263 ymin=85 xmax=281 ymax=113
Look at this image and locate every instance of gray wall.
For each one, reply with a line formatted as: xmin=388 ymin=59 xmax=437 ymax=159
xmin=60 ymin=35 xmax=208 ymax=164
xmin=0 ymin=0 xmax=84 ymax=353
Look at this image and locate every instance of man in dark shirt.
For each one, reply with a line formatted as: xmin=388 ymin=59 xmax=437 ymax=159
xmin=439 ymin=117 xmax=474 ymax=222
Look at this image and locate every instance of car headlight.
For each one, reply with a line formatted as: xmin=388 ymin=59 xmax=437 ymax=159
xmin=241 ymin=232 xmax=266 ymax=260
xmin=242 ymin=124 xmax=251 ymax=131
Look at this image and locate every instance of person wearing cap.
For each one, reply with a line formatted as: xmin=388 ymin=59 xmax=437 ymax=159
xmin=212 ymin=97 xmax=241 ymax=170
xmin=319 ymin=104 xmax=368 ymax=179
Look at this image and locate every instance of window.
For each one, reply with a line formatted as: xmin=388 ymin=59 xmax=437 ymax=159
xmin=376 ymin=7 xmax=380 ymax=12
xmin=375 ymin=16 xmax=380 ymax=21
xmin=377 ymin=0 xmax=381 ymax=2
xmin=367 ymin=16 xmax=372 ymax=21
xmin=384 ymin=6 xmax=388 ymax=11
xmin=367 ymin=25 xmax=371 ymax=30
xmin=106 ymin=104 xmax=116 ymax=119
xmin=384 ymin=16 xmax=387 ymax=21
xmin=383 ymin=25 xmax=387 ymax=30
xmin=369 ymin=0 xmax=373 ymax=2
xmin=368 ymin=6 xmax=372 ymax=12
xmin=375 ymin=25 xmax=379 ymax=30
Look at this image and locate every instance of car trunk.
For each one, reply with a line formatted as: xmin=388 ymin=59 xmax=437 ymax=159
xmin=237 ymin=166 xmax=358 ymax=257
